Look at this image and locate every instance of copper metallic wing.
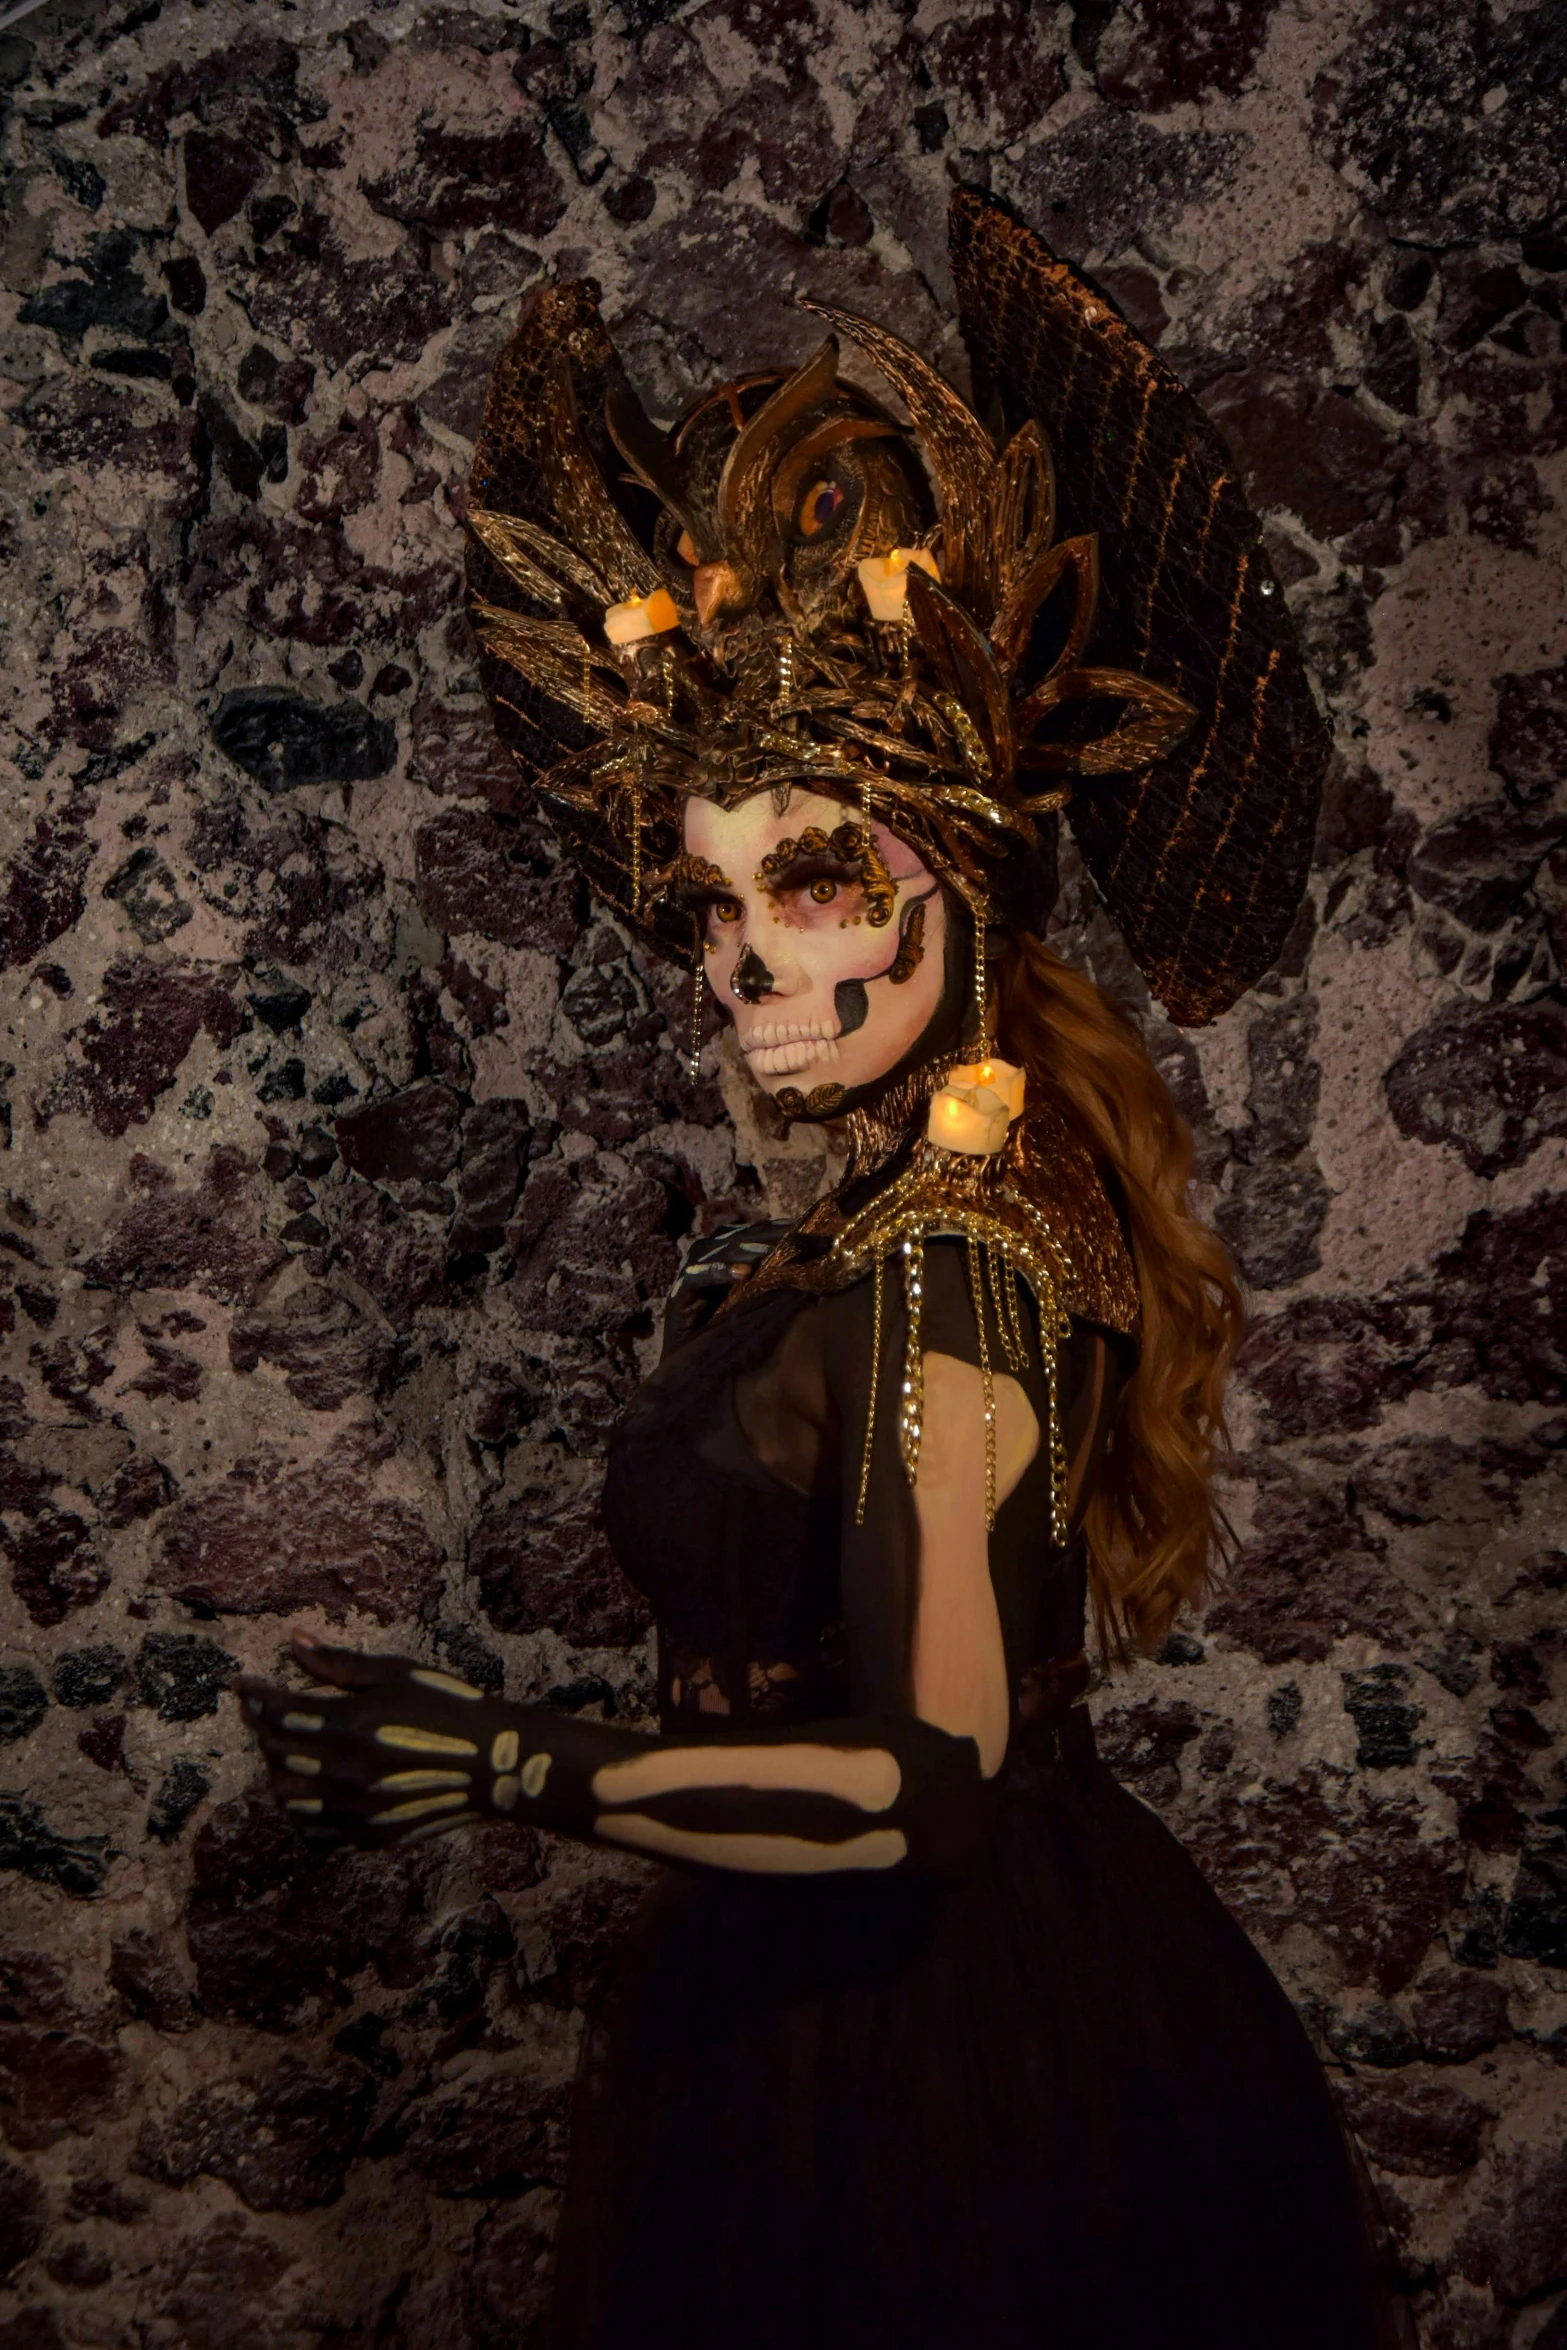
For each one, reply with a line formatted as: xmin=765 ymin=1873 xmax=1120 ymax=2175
xmin=949 ymin=189 xmax=1328 ymax=1026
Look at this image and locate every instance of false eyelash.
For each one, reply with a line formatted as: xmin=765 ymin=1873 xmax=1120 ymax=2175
xmin=764 ymin=857 xmax=864 ymax=894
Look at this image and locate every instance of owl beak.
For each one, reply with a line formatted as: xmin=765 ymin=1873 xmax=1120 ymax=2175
xmin=692 ymin=561 xmax=748 ymax=625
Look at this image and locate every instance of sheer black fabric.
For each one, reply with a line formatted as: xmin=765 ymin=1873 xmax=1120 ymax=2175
xmin=552 ymin=1234 xmax=1404 ymax=2350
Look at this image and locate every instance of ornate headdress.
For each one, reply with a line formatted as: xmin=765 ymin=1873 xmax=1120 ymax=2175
xmin=466 ymin=190 xmax=1326 ymax=1029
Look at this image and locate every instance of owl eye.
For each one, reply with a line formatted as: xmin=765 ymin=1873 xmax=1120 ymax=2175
xmin=797 ymin=479 xmax=846 ymax=539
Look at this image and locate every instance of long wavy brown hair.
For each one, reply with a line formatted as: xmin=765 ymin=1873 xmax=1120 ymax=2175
xmin=996 ymin=936 xmax=1244 ymax=1658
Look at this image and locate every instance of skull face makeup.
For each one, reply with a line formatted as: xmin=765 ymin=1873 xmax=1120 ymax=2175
xmin=682 ymin=790 xmax=949 ymax=1115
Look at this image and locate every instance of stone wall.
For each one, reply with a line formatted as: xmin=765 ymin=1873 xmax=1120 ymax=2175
xmin=0 ymin=0 xmax=1564 ymax=2341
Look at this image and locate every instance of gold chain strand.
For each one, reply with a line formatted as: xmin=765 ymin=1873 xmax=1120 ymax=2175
xmin=855 ymin=1251 xmax=885 ymax=1527
xmin=966 ymin=1230 xmax=998 ymax=1532
xmin=984 ymin=1234 xmax=1023 ymax=1375
xmin=629 ymin=783 xmax=642 ymax=916
xmin=775 ymin=633 xmax=795 ymax=712
xmin=973 ymin=901 xmax=989 ymax=1050
xmin=1046 ymin=1335 xmax=1069 ymax=1547
xmin=898 ymin=1234 xmax=925 ymax=1477
xmin=689 ymin=925 xmax=705 ymax=1080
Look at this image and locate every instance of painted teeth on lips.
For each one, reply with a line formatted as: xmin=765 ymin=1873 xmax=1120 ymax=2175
xmin=741 ymin=1018 xmax=841 ymax=1051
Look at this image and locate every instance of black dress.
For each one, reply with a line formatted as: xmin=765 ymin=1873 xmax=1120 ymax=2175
xmin=548 ymin=1194 xmax=1400 ymax=2349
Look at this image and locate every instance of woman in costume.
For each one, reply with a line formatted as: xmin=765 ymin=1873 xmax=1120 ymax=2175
xmin=242 ymin=192 xmax=1401 ymax=2349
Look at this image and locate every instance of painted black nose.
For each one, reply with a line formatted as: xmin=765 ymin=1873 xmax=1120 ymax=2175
xmin=730 ymin=946 xmax=775 ymax=1004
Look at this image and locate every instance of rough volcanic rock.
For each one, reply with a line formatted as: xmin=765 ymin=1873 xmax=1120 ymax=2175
xmin=152 ymin=1432 xmax=443 ymax=1622
xmin=135 ymin=2053 xmax=376 ymax=2211
xmin=83 ymin=1150 xmax=285 ymax=1305
xmin=211 ymin=687 xmax=398 ymax=794
xmin=1337 ymin=2074 xmax=1490 ymax=2177
xmin=1385 ymin=1001 xmax=1567 ymax=1177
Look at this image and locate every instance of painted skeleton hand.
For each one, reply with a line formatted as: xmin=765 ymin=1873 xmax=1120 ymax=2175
xmin=240 ymin=1635 xmax=990 ymax=1876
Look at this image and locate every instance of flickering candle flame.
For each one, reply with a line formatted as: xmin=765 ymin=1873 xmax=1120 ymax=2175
xmin=603 ymin=588 xmax=680 ymax=646
xmin=925 ymin=1056 xmax=1026 ymax=1156
xmin=856 ymin=546 xmax=940 ymax=623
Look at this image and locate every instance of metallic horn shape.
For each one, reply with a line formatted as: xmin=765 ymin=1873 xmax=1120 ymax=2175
xmin=717 ymin=337 xmax=841 ymax=575
xmin=800 ymin=298 xmax=997 ymax=607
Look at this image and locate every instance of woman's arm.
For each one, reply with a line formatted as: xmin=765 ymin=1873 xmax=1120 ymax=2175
xmin=240 ymin=1633 xmax=989 ymax=1879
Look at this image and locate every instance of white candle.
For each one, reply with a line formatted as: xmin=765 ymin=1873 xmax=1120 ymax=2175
xmin=603 ymin=587 xmax=680 ymax=646
xmin=856 ymin=546 xmax=940 ymax=623
xmin=925 ymin=1057 xmax=1026 ymax=1156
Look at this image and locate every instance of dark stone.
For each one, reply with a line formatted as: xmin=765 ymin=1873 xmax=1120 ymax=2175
xmin=153 ymin=1429 xmax=443 ymax=1622
xmin=397 ymin=2074 xmax=570 ymax=2197
xmin=1241 ymin=998 xmax=1321 ymax=1156
xmin=1338 ymin=2073 xmax=1489 ymax=2176
xmin=925 ymin=0 xmax=1065 ymax=141
xmin=1406 ymin=799 xmax=1565 ymax=932
xmin=1086 ymin=0 xmax=1282 ymax=111
xmin=1266 ymin=1681 xmax=1302 ymax=1739
xmin=560 ymin=960 xmax=644 ymax=1050
xmin=1412 ymin=1970 xmax=1510 ymax=2063
xmin=1200 ymin=371 xmax=1400 ymax=540
xmin=186 ymin=1793 xmax=432 ymax=2032
xmin=1215 ymin=1161 xmax=1331 ymax=1289
xmin=163 ymin=254 xmax=207 ymax=314
xmin=127 ymin=1337 xmax=202 ymax=1403
xmin=413 ymin=808 xmax=580 ymax=954
xmin=435 ymin=1622 xmax=505 ymax=1693
xmin=18 ymin=227 xmax=168 ymax=347
xmin=245 ymin=968 xmax=312 ymax=1034
xmin=1013 ymin=110 xmax=1242 ymax=261
xmin=0 ymin=2027 xmax=122 ymax=2150
xmin=913 ymin=101 xmax=948 ymax=153
xmin=451 ymin=1099 xmax=531 ymax=1255
xmin=250 ymin=211 xmax=448 ymax=371
xmin=1501 ymin=1837 xmax=1567 ymax=1967
xmin=1344 ymin=1666 xmax=1425 ymax=1770
xmin=108 ymin=1928 xmax=193 ymax=2032
xmin=1209 ymin=1455 xmax=1410 ymax=1664
xmin=331 ymin=2011 xmax=401 ymax=2079
xmin=258 ymin=1060 xmax=306 ymax=1103
xmin=363 ymin=119 xmax=566 ymax=237
xmin=1095 ymin=1698 xmax=1202 ymax=1805
xmin=50 ymin=959 xmax=242 ymax=1140
xmin=1489 ymin=662 xmax=1567 ymax=811
xmin=3 ymin=1508 xmax=107 ymax=1629
xmin=51 ymin=1646 xmax=125 ymax=1709
xmin=1364 ymin=313 xmax=1422 ymax=412
xmin=1155 ymin=1630 xmax=1206 ymax=1666
xmin=228 ymin=1286 xmax=395 ymax=1411
xmin=212 ymin=687 xmax=396 ymax=794
xmin=147 ymin=1759 xmax=212 ymax=1844
xmin=0 ymin=1668 xmax=47 ymax=1744
xmin=134 ymin=1632 xmax=238 ymax=1723
xmin=0 ymin=2156 xmax=45 ymax=2280
xmin=1456 ymin=2133 xmax=1567 ymax=2303
xmin=1385 ymin=999 xmax=1567 ymax=1176
xmin=1325 ymin=2000 xmax=1418 ymax=2069
xmin=0 ymin=1795 xmax=107 ymax=1899
xmin=84 ymin=1147 xmax=286 ymax=1306
xmin=470 ymin=1481 xmax=650 ymax=1648
xmin=465 ymin=2189 xmax=561 ymax=2350
xmin=1321 ymin=3 xmax=1567 ymax=244
xmin=335 ymin=1082 xmax=462 ymax=1185
xmin=94 ymin=1453 xmax=176 ymax=1527
xmin=182 ymin=127 xmax=264 ymax=235
xmin=65 ymin=2178 xmax=144 ymax=2225
xmin=135 ymin=2053 xmax=376 ymax=2212
xmin=296 ymin=1123 xmax=338 ymax=1177
xmin=604 ymin=172 xmax=656 ymax=222
xmin=43 ymin=2241 xmax=111 ymax=2289
xmin=102 ymin=847 xmax=192 ymax=945
xmin=0 ymin=793 xmax=97 ymax=974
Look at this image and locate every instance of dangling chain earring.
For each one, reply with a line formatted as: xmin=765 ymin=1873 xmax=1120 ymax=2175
xmin=689 ymin=922 xmax=706 ymax=1081
xmin=973 ymin=900 xmax=990 ymax=1052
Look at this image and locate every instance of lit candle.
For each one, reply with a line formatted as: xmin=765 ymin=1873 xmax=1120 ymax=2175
xmin=925 ymin=1056 xmax=1026 ymax=1156
xmin=856 ymin=546 xmax=940 ymax=624
xmin=603 ymin=587 xmax=681 ymax=646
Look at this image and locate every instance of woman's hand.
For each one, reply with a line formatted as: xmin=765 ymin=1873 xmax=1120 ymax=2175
xmin=238 ymin=1634 xmax=548 ymax=1851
